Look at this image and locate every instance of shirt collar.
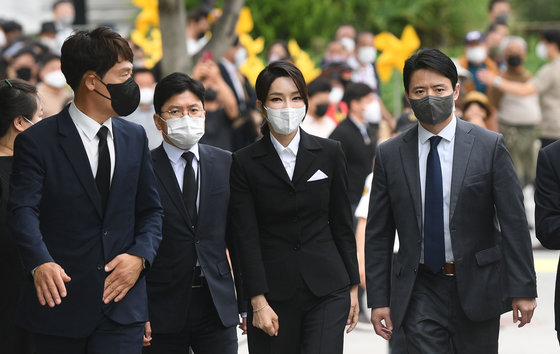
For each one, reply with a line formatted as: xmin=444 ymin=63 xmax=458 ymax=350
xmin=69 ymin=101 xmax=113 ymax=141
xmin=418 ymin=115 xmax=457 ymax=145
xmin=270 ymin=128 xmax=300 ymax=157
xmin=163 ymin=140 xmax=199 ymax=164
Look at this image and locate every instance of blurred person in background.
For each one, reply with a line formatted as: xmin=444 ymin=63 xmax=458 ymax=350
xmin=219 ymin=38 xmax=260 ymax=150
xmin=266 ymin=40 xmax=292 ymax=64
xmin=334 ymin=24 xmax=357 ymax=58
xmin=38 ymin=21 xmax=59 ymax=55
xmin=0 ymin=78 xmax=43 ymax=354
xmin=488 ymin=0 xmax=511 ymax=26
xmin=7 ymin=47 xmax=39 ymax=85
xmin=186 ymin=8 xmax=210 ymax=56
xmin=321 ymin=40 xmax=348 ymax=69
xmin=479 ymin=29 xmax=560 ymax=148
xmin=461 ymin=91 xmax=491 ymax=129
xmin=37 ymin=54 xmax=73 ymax=118
xmin=123 ymin=68 xmax=163 ymax=150
xmin=52 ymin=0 xmax=76 ymax=54
xmin=485 ymin=22 xmax=509 ymax=70
xmin=459 ymin=30 xmax=498 ymax=94
xmin=300 ymin=77 xmax=336 ymax=138
xmin=487 ymin=36 xmax=541 ymax=187
xmin=1 ymin=20 xmax=24 ymax=60
xmin=322 ymin=61 xmax=352 ymax=123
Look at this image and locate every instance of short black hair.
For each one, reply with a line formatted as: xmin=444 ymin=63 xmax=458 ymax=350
xmin=12 ymin=47 xmax=38 ymax=63
xmin=342 ymin=82 xmax=373 ymax=107
xmin=52 ymin=0 xmax=73 ymax=11
xmin=153 ymin=72 xmax=205 ymax=114
xmin=61 ymin=26 xmax=133 ymax=90
xmin=1 ymin=20 xmax=22 ymax=34
xmin=267 ymin=40 xmax=292 ymax=62
xmin=188 ymin=8 xmax=209 ymax=22
xmin=40 ymin=54 xmax=61 ymax=68
xmin=255 ymin=60 xmax=308 ymax=111
xmin=403 ymin=48 xmax=458 ymax=93
xmin=0 ymin=78 xmax=38 ymax=137
xmin=307 ymin=77 xmax=331 ymax=97
xmin=542 ymin=29 xmax=560 ymax=51
xmin=488 ymin=0 xmax=508 ymax=11
xmin=133 ymin=67 xmax=154 ymax=78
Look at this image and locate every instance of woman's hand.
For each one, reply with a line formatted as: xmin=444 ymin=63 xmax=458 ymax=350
xmin=251 ymin=294 xmax=279 ymax=336
xmin=346 ymin=285 xmax=360 ymax=333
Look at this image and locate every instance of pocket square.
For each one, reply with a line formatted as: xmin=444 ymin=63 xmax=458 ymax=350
xmin=307 ymin=169 xmax=328 ymax=182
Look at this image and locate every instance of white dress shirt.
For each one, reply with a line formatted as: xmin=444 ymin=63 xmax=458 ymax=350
xmin=220 ymin=57 xmax=246 ymax=106
xmin=418 ymin=116 xmax=456 ymax=263
xmin=163 ymin=141 xmax=200 ymax=210
xmin=68 ymin=102 xmax=115 ymax=183
xmin=270 ymin=129 xmax=300 ymax=180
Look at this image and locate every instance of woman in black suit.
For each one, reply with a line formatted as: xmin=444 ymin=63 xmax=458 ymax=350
xmin=0 ymin=78 xmax=43 ymax=353
xmin=230 ymin=61 xmax=360 ymax=354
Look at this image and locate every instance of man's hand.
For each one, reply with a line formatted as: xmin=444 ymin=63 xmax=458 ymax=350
xmin=103 ymin=253 xmax=143 ymax=304
xmin=512 ymin=297 xmax=537 ymax=328
xmin=251 ymin=295 xmax=279 ymax=336
xmin=143 ymin=321 xmax=152 ymax=347
xmin=346 ymin=285 xmax=360 ymax=333
xmin=371 ymin=307 xmax=393 ymax=340
xmin=477 ymin=69 xmax=496 ymax=86
xmin=33 ymin=262 xmax=71 ymax=307
xmin=239 ymin=317 xmax=248 ymax=335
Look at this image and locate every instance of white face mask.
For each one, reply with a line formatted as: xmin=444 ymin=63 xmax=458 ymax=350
xmin=234 ymin=47 xmax=248 ymax=68
xmin=536 ymin=42 xmax=548 ymax=60
xmin=160 ymin=115 xmax=205 ymax=150
xmin=43 ymin=70 xmax=67 ymax=88
xmin=466 ymin=46 xmax=487 ymax=64
xmin=40 ymin=37 xmax=59 ymax=53
xmin=357 ymin=46 xmax=377 ymax=64
xmin=339 ymin=37 xmax=355 ymax=52
xmin=363 ymin=99 xmax=381 ymax=123
xmin=264 ymin=105 xmax=306 ymax=135
xmin=329 ymin=87 xmax=344 ymax=104
xmin=139 ymin=88 xmax=154 ymax=106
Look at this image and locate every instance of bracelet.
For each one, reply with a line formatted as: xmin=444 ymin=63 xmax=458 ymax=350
xmin=493 ymin=76 xmax=502 ymax=88
xmin=253 ymin=303 xmax=268 ymax=313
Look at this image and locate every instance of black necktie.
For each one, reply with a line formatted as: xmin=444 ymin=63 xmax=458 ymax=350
xmin=96 ymin=126 xmax=111 ymax=212
xmin=182 ymin=152 xmax=197 ymax=225
xmin=424 ymin=136 xmax=445 ymax=273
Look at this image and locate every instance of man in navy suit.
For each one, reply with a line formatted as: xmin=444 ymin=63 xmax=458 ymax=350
xmin=143 ymin=72 xmax=246 ymax=353
xmin=8 ymin=27 xmax=163 ymax=353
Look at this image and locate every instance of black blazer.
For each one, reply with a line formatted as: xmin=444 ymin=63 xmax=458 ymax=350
xmin=147 ymin=144 xmax=245 ymax=332
xmin=230 ymin=129 xmax=360 ymax=301
xmin=329 ymin=117 xmax=376 ymax=206
xmin=535 ymin=140 xmax=560 ymax=331
xmin=366 ymin=119 xmax=537 ymax=330
xmin=8 ymin=107 xmax=163 ymax=337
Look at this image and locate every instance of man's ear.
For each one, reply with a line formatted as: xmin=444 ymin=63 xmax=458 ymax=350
xmin=453 ymin=83 xmax=461 ymax=101
xmin=153 ymin=114 xmax=163 ymax=131
xmin=83 ymin=71 xmax=97 ymax=92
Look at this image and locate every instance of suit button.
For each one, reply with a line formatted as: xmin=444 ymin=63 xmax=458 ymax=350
xmin=102 ymin=230 xmax=108 ymax=236
xmin=195 ymin=239 xmax=200 ymax=244
xmin=414 ymin=268 xmax=417 ymax=274
xmin=293 ymin=243 xmax=301 ymax=251
xmin=97 ymin=264 xmax=103 ymax=271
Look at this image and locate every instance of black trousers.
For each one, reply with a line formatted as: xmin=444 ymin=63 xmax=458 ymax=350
xmin=247 ymin=284 xmax=350 ymax=354
xmin=402 ymin=268 xmax=500 ymax=354
xmin=143 ymin=284 xmax=237 ymax=354
xmin=33 ymin=316 xmax=144 ymax=354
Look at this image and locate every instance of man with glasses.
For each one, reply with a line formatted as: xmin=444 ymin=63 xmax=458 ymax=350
xmin=143 ymin=72 xmax=246 ymax=353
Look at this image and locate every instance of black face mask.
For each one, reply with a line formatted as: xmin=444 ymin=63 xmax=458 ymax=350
xmin=506 ymin=55 xmax=523 ymax=67
xmin=16 ymin=67 xmax=32 ymax=81
xmin=204 ymin=87 xmax=217 ymax=102
xmin=409 ymin=93 xmax=455 ymax=125
xmin=94 ymin=76 xmax=140 ymax=116
xmin=315 ymin=103 xmax=329 ymax=118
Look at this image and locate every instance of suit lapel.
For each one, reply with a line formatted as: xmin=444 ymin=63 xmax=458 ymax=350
xmin=57 ymin=108 xmax=102 ymax=217
xmin=197 ymin=144 xmax=215 ymax=225
xmin=292 ymin=130 xmax=322 ymax=185
xmin=252 ymin=133 xmax=294 ymax=189
xmin=450 ymin=120 xmax=475 ymax=222
xmin=399 ymin=126 xmax=423 ymax=234
xmin=152 ymin=145 xmax=191 ymax=225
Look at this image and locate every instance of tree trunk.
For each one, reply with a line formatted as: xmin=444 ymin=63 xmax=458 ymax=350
xmin=158 ymin=0 xmax=189 ymax=76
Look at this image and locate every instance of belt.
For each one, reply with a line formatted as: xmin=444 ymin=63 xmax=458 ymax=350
xmin=192 ymin=266 xmax=206 ymax=288
xmin=420 ymin=262 xmax=456 ymax=276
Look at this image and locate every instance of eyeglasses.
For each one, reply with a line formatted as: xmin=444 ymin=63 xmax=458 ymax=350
xmin=160 ymin=106 xmax=205 ymax=119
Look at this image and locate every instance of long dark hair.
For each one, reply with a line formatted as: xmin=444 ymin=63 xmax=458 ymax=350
xmin=0 ymin=79 xmax=38 ymax=138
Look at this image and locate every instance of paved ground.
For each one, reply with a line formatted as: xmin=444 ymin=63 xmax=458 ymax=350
xmin=237 ymin=249 xmax=559 ymax=353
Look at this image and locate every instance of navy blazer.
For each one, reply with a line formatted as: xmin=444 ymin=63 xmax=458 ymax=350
xmin=366 ymin=119 xmax=537 ymax=330
xmin=8 ymin=106 xmax=163 ymax=337
xmin=147 ymin=144 xmax=245 ymax=332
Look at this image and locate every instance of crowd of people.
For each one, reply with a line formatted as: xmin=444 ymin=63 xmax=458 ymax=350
xmin=1 ymin=0 xmax=560 ymax=353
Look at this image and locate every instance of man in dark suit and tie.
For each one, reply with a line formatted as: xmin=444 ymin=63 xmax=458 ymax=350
xmin=365 ymin=48 xmax=537 ymax=353
xmin=8 ymin=27 xmax=163 ymax=353
xmin=143 ymin=72 xmax=246 ymax=353
xmin=535 ymin=139 xmax=560 ymax=345
xmin=329 ymin=82 xmax=377 ymax=211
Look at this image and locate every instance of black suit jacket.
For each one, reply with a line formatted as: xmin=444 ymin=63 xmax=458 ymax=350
xmin=535 ymin=140 xmax=560 ymax=331
xmin=230 ymin=129 xmax=360 ymax=301
xmin=366 ymin=119 xmax=537 ymax=330
xmin=8 ymin=107 xmax=163 ymax=337
xmin=147 ymin=144 xmax=245 ymax=332
xmin=329 ymin=117 xmax=376 ymax=206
